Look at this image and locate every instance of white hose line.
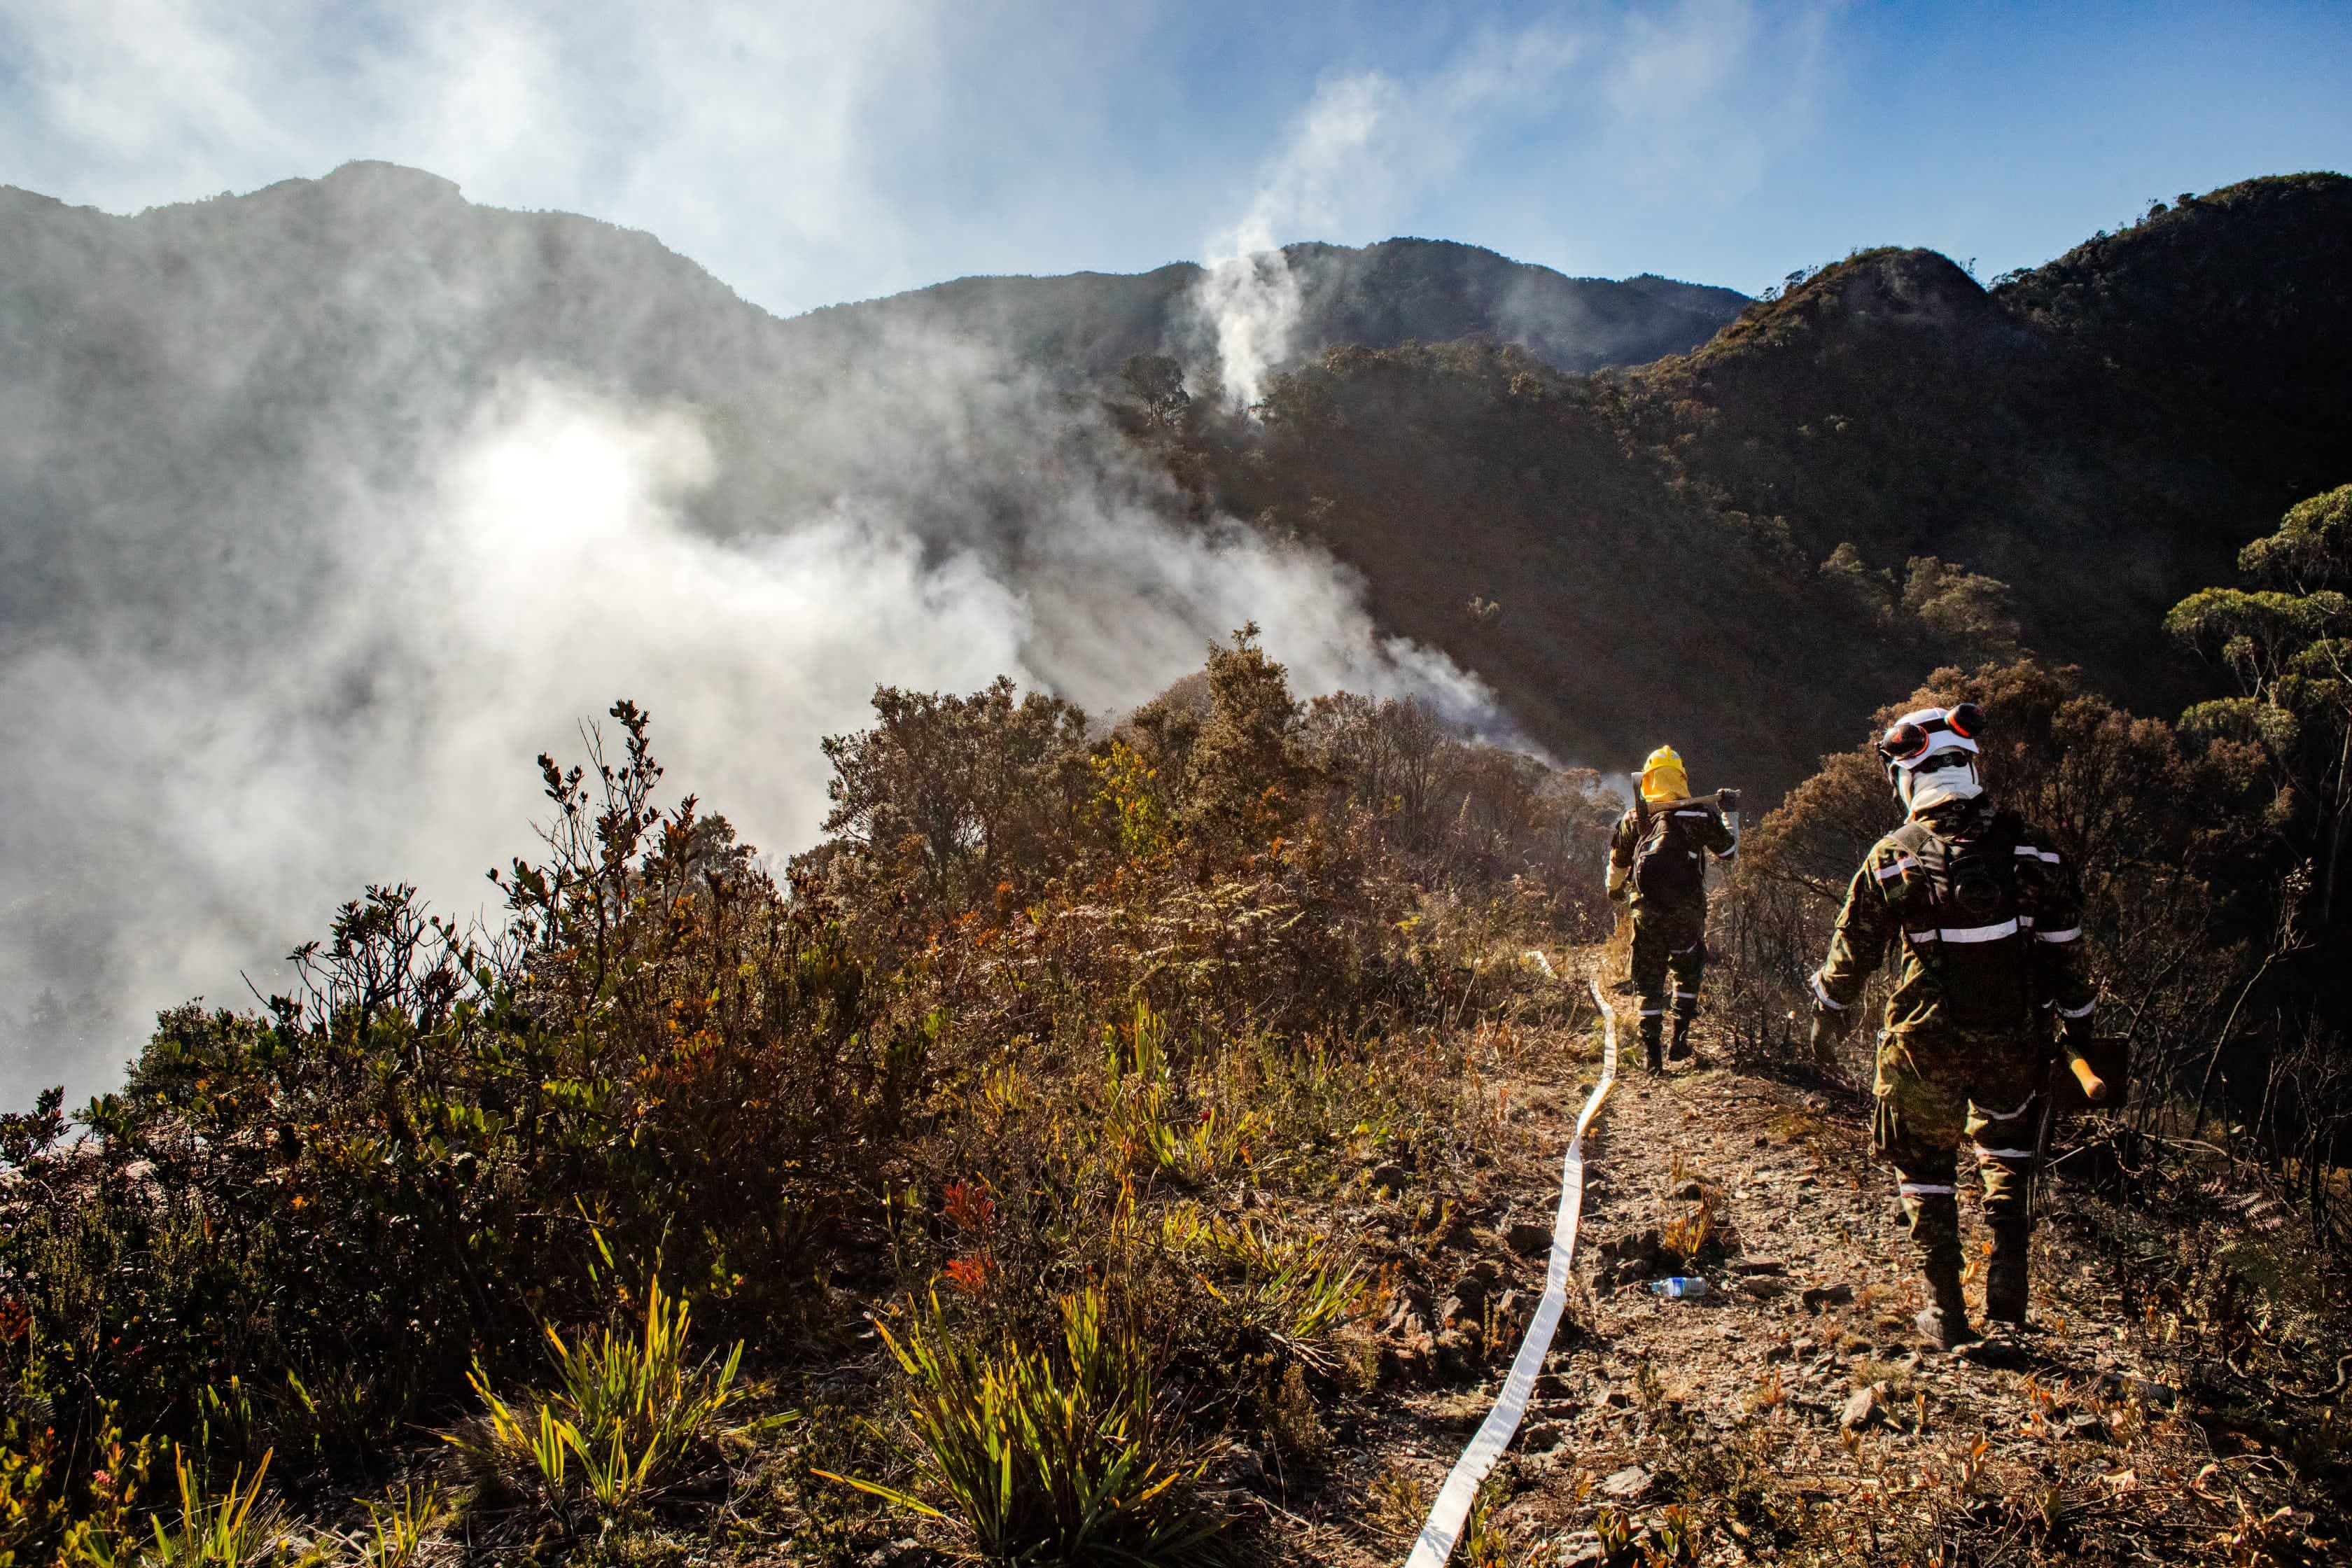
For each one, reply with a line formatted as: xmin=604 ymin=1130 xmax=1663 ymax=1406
xmin=1404 ymin=976 xmax=1620 ymax=1567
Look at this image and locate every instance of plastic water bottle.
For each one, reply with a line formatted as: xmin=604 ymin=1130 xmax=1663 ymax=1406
xmin=1648 ymin=1277 xmax=1709 ymax=1299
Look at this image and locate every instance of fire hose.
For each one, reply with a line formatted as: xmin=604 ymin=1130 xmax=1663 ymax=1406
xmin=1404 ymin=975 xmax=1620 ymax=1567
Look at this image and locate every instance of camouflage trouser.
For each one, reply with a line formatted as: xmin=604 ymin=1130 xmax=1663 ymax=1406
xmin=1872 ymin=1027 xmax=2049 ymax=1272
xmin=1630 ymin=902 xmax=1707 ymax=1026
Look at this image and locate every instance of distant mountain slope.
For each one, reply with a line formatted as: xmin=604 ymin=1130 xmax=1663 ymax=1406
xmin=796 ymin=238 xmax=1749 ymax=380
xmin=1156 ymin=174 xmax=2352 ymax=795
xmin=0 ymin=160 xmax=1740 ymax=662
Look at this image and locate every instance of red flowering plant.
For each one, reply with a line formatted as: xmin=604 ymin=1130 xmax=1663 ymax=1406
xmin=941 ymin=1181 xmax=998 ymax=1298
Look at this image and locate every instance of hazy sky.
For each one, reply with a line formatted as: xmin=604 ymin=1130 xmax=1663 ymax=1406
xmin=3 ymin=1 xmax=2347 ymax=316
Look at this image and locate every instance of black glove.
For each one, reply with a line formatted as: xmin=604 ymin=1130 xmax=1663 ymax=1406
xmin=2059 ymin=1009 xmax=2095 ymax=1056
xmin=1809 ymin=1002 xmax=1850 ymax=1063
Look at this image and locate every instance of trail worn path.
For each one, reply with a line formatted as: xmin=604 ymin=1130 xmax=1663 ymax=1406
xmin=1280 ymin=958 xmax=2276 ymax=1567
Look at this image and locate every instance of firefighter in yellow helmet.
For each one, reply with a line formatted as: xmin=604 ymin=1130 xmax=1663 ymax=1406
xmin=1606 ymin=746 xmax=1737 ymax=1072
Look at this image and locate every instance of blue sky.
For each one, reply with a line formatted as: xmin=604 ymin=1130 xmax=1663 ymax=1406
xmin=1 ymin=0 xmax=2346 ymax=315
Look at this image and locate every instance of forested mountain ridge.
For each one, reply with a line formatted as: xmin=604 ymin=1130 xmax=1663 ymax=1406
xmin=793 ymin=237 xmax=1749 ymax=381
xmin=1147 ymin=173 xmax=2352 ymax=795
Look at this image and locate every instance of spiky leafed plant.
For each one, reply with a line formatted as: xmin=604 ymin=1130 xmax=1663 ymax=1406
xmin=828 ymin=1287 xmax=1225 ymax=1566
xmin=454 ymin=1272 xmax=744 ymax=1528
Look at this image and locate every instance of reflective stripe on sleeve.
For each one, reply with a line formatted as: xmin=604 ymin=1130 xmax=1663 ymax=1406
xmin=2036 ymin=926 xmax=2080 ymax=943
xmin=1873 ymin=855 xmax=1919 ymax=881
xmin=2014 ymin=845 xmax=2062 ymax=864
xmin=1974 ymin=1147 xmax=2038 ymax=1160
xmin=1809 ymin=972 xmax=1844 ymax=1009
xmin=2059 ymin=1000 xmax=2095 ymax=1018
xmin=1898 ymin=1182 xmax=1956 ymax=1196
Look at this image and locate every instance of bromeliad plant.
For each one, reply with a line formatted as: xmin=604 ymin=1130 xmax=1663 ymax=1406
xmin=137 ymin=1446 xmax=316 ymax=1567
xmin=1164 ymin=1208 xmax=1368 ymax=1348
xmin=830 ymin=1287 xmax=1225 ymax=1566
xmin=453 ymin=1272 xmax=746 ymax=1530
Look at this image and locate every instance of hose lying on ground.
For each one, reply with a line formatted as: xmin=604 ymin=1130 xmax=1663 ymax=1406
xmin=1404 ymin=972 xmax=1621 ymax=1567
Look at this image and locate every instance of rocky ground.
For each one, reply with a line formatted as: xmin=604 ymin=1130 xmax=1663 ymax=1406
xmin=1252 ymin=953 xmax=2342 ymax=1567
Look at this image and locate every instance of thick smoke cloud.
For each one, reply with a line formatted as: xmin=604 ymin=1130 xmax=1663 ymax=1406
xmin=0 ymin=181 xmax=1497 ymax=1107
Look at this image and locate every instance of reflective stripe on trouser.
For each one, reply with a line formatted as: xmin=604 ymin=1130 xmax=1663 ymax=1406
xmin=1630 ymin=903 xmax=1705 ymax=1021
xmin=1871 ymin=1026 xmax=2047 ymax=1270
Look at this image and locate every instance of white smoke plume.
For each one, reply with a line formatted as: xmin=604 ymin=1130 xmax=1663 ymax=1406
xmin=1189 ymin=24 xmax=1586 ymax=407
xmin=1196 ymin=74 xmax=1391 ymax=409
xmin=0 ymin=319 xmax=1498 ymax=1106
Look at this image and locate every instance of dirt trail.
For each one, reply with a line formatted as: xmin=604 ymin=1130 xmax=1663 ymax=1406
xmin=1288 ymin=955 xmax=2231 ymax=1567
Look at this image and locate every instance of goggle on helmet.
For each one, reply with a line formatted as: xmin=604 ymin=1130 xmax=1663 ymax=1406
xmin=1875 ymin=703 xmax=1984 ymax=780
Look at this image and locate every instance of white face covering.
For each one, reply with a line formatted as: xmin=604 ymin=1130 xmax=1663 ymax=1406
xmin=1897 ymin=748 xmax=1983 ymax=814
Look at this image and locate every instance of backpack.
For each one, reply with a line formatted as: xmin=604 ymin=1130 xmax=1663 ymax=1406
xmin=1630 ymin=799 xmax=1707 ymax=901
xmin=1889 ymin=810 xmax=2035 ymax=1030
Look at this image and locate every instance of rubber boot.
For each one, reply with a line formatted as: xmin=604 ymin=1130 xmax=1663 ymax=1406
xmin=1667 ymin=1014 xmax=1695 ymax=1063
xmin=1914 ymin=1263 xmax=1979 ymax=1351
xmin=1640 ymin=1015 xmax=1664 ymax=1074
xmin=1985 ymin=1223 xmax=2031 ymax=1327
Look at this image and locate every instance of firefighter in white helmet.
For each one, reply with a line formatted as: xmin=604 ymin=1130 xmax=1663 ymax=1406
xmin=1808 ymin=703 xmax=2100 ymax=1347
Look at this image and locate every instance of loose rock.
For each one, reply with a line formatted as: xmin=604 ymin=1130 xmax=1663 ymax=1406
xmin=1599 ymin=1464 xmax=1651 ymax=1500
xmin=1840 ymin=1384 xmax=1883 ymax=1430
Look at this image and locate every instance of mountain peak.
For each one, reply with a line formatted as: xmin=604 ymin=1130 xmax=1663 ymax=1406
xmin=313 ymin=160 xmax=466 ymax=204
xmin=1702 ymin=246 xmax=1993 ymax=361
xmin=1802 ymin=247 xmax=1987 ymax=321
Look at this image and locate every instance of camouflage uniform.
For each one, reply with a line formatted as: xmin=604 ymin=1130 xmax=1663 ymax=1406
xmin=1609 ymin=799 xmax=1737 ymax=1056
xmin=1812 ymin=797 xmax=2095 ymax=1277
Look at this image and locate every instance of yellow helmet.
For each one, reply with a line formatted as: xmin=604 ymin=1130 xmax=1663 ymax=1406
xmin=1639 ymin=746 xmax=1688 ymax=805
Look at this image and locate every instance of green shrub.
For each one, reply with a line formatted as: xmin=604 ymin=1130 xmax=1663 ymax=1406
xmin=135 ymin=1446 xmax=315 ymax=1567
xmin=0 ymin=1417 xmax=62 ymax=1567
xmin=342 ymin=1483 xmax=440 ymax=1568
xmin=452 ymin=1273 xmax=745 ymax=1530
xmin=838 ymin=1287 xmax=1224 ymax=1565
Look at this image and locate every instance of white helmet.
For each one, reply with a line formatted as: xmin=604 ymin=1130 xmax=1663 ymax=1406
xmin=1876 ymin=703 xmax=1984 ymax=816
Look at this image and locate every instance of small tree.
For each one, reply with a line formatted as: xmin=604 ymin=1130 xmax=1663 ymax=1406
xmin=2167 ymin=484 xmax=2352 ymax=923
xmin=818 ymin=678 xmax=1094 ymax=923
xmin=1176 ymin=626 xmax=1317 ymax=860
xmin=1119 ymin=354 xmax=1191 ymax=429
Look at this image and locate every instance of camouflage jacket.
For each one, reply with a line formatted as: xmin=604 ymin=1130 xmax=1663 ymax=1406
xmin=1609 ymin=798 xmax=1736 ymax=911
xmin=1812 ymin=797 xmax=2095 ymax=1039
